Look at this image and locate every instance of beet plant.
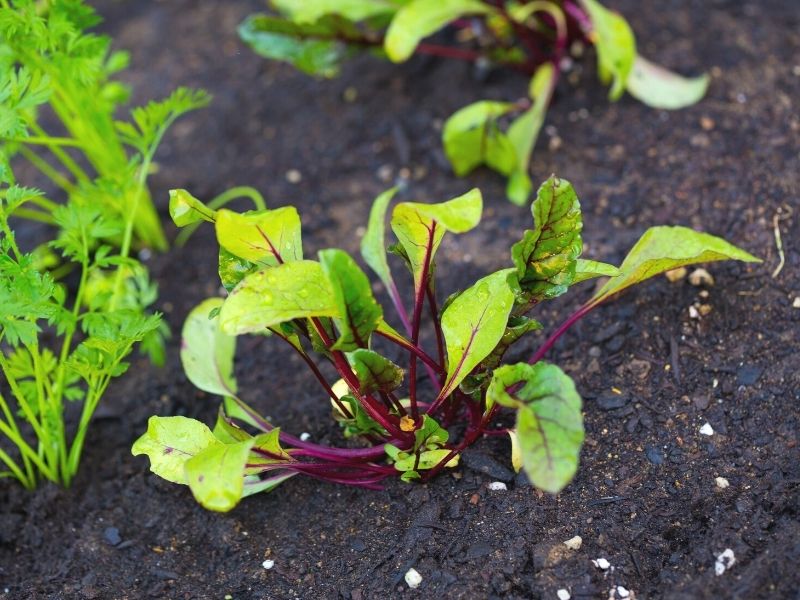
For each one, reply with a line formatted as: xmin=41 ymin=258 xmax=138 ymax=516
xmin=239 ymin=0 xmax=708 ymax=204
xmin=133 ymin=176 xmax=758 ymax=511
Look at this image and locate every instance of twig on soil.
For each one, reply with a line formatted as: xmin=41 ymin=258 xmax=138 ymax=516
xmin=771 ymin=205 xmax=791 ymax=279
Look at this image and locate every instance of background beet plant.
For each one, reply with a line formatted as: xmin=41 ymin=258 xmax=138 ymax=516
xmin=239 ymin=0 xmax=709 ymax=204
xmin=133 ymin=176 xmax=757 ymax=512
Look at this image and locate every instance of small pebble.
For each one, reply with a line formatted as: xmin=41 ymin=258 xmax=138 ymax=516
xmin=617 ymin=586 xmax=630 ymax=598
xmin=563 ymin=535 xmax=583 ymax=550
xmin=488 ymin=481 xmax=507 ymax=491
xmin=103 ymin=527 xmax=122 ymax=547
xmin=593 ymin=558 xmax=611 ymax=570
xmin=793 ymin=296 xmax=800 ymax=308
xmin=299 ymin=432 xmax=311 ymax=442
xmin=557 ymin=589 xmax=571 ymax=600
xmin=688 ymin=305 xmax=701 ymax=319
xmin=715 ymin=548 xmax=736 ymax=575
xmin=665 ymin=267 xmax=687 ymax=282
xmin=262 ymin=560 xmax=275 ymax=570
xmin=715 ymin=476 xmax=730 ymax=489
xmin=404 ymin=568 xmax=422 ymax=589
xmin=285 ymin=169 xmax=302 ymax=184
xmin=700 ymin=422 xmax=715 ymax=436
xmin=689 ymin=268 xmax=714 ymax=286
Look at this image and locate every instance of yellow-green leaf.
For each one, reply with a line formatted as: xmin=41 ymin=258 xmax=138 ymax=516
xmin=439 ymin=269 xmax=516 ymax=400
xmin=215 ymin=206 xmax=302 ymax=265
xmin=131 ymin=416 xmax=219 ymax=484
xmin=385 ymin=0 xmax=491 ymax=62
xmin=169 ymin=189 xmax=216 ymax=227
xmin=360 ymin=187 xmax=398 ymax=290
xmin=626 ymin=55 xmax=709 ymax=110
xmin=581 ymin=0 xmax=636 ymax=100
xmin=220 ymin=260 xmax=337 ymax=335
xmin=320 ymin=248 xmax=383 ymax=350
xmin=185 ymin=438 xmax=255 ymax=512
xmin=442 ymin=100 xmax=517 ymax=177
xmin=391 ymin=189 xmax=482 ymax=290
xmin=591 ymin=226 xmax=761 ymax=304
xmin=180 ymin=298 xmax=238 ymax=397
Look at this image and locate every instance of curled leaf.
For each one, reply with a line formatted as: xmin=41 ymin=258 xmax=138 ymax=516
xmin=626 ymin=55 xmax=709 ymax=110
xmin=180 ymin=298 xmax=238 ymax=397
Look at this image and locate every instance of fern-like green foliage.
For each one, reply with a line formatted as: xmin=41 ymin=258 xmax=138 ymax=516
xmin=0 ymin=0 xmax=210 ymax=251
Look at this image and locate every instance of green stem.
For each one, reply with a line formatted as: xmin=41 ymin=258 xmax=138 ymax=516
xmin=0 ymin=391 xmax=34 ymax=484
xmin=18 ymin=146 xmax=76 ymax=194
xmin=29 ymin=123 xmax=91 ymax=185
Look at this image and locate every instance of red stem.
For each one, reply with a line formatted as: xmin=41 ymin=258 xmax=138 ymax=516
xmin=528 ymin=302 xmax=595 ymax=365
xmin=408 ymin=224 xmax=437 ymax=421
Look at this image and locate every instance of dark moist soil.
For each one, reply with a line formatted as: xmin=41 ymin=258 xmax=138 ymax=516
xmin=2 ymin=1 xmax=799 ymax=598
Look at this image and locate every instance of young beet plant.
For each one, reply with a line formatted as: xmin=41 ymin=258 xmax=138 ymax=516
xmin=133 ymin=176 xmax=757 ymax=512
xmin=240 ymin=0 xmax=709 ymax=204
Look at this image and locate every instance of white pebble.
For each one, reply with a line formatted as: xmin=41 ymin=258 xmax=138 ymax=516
xmin=488 ymin=481 xmax=507 ymax=491
xmin=557 ymin=589 xmax=571 ymax=600
xmin=715 ymin=548 xmax=736 ymax=575
xmin=285 ymin=169 xmax=302 ymax=184
xmin=699 ymin=422 xmax=715 ymax=436
xmin=593 ymin=558 xmax=611 ymax=570
xmin=404 ymin=567 xmax=422 ymax=589
xmin=262 ymin=559 xmax=274 ymax=570
xmin=563 ymin=535 xmax=583 ymax=550
xmin=689 ymin=305 xmax=701 ymax=319
xmin=793 ymin=296 xmax=800 ymax=309
xmin=299 ymin=432 xmax=311 ymax=442
xmin=617 ymin=585 xmax=630 ymax=598
xmin=688 ymin=268 xmax=715 ymax=287
xmin=715 ymin=476 xmax=730 ymax=489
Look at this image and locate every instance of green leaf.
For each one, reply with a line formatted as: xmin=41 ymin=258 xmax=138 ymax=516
xmin=185 ymin=438 xmax=255 ymax=512
xmin=180 ymin=298 xmax=238 ymax=397
xmin=131 ymin=416 xmax=219 ymax=484
xmin=319 ymin=249 xmax=383 ymax=350
xmin=581 ymin=0 xmax=636 ymax=100
xmin=213 ymin=408 xmax=252 ymax=443
xmin=215 ymin=206 xmax=302 ymax=266
xmin=238 ymin=14 xmax=350 ymax=78
xmin=347 ymin=348 xmax=404 ymax=394
xmin=512 ymin=176 xmax=583 ymax=300
xmin=505 ymin=64 xmax=554 ymax=205
xmin=384 ymin=0 xmax=491 ymax=62
xmin=439 ymin=268 xmax=516 ymax=400
xmin=360 ymin=186 xmax=398 ymax=290
xmin=272 ymin=0 xmax=401 ymax=22
xmin=169 ymin=189 xmax=216 ymax=227
xmin=218 ymin=247 xmax=258 ymax=292
xmin=220 ymin=260 xmax=337 ymax=335
xmin=508 ymin=429 xmax=522 ymax=473
xmin=625 ymin=55 xmax=709 ymax=110
xmin=591 ymin=226 xmax=761 ymax=304
xmin=442 ymin=100 xmax=517 ymax=177
xmin=574 ymin=259 xmax=620 ymax=283
xmin=487 ymin=362 xmax=583 ymax=493
xmin=391 ymin=188 xmax=482 ymax=290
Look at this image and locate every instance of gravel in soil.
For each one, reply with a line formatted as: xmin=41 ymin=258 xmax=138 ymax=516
xmin=1 ymin=1 xmax=799 ymax=598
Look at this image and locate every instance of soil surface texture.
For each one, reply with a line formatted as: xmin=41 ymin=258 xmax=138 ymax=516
xmin=1 ymin=1 xmax=799 ymax=598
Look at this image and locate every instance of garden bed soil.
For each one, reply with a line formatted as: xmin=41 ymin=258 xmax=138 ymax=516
xmin=1 ymin=0 xmax=799 ymax=598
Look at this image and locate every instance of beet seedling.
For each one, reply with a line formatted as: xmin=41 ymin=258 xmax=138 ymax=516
xmin=239 ymin=0 xmax=708 ymax=204
xmin=133 ymin=176 xmax=758 ymax=511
